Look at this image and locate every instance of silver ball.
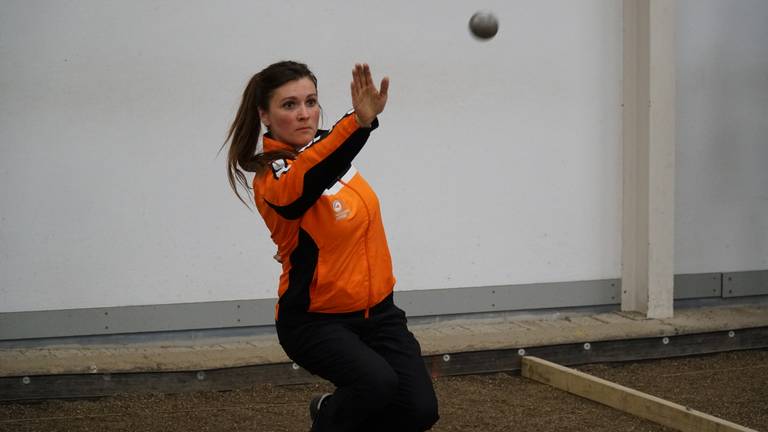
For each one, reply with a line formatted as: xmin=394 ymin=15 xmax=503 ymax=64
xmin=469 ymin=11 xmax=499 ymax=40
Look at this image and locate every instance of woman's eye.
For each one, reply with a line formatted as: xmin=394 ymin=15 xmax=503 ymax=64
xmin=282 ymin=101 xmax=295 ymax=109
xmin=306 ymin=99 xmax=317 ymax=107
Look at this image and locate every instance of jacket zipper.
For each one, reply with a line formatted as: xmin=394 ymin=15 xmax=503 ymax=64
xmin=340 ymin=178 xmax=373 ymax=318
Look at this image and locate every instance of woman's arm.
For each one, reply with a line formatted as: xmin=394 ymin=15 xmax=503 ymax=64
xmin=261 ymin=64 xmax=390 ymax=220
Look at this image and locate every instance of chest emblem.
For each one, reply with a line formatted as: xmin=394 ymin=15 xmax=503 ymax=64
xmin=331 ymin=199 xmax=351 ymax=221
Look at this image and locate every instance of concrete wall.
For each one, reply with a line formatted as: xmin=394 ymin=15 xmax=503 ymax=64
xmin=0 ymin=0 xmax=765 ymax=322
xmin=675 ymin=0 xmax=768 ymax=274
xmin=0 ymin=1 xmax=623 ymax=313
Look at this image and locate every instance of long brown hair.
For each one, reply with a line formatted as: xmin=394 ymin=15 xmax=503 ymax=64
xmin=223 ymin=61 xmax=318 ymax=207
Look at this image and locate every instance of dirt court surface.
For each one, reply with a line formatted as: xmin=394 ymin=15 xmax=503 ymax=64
xmin=1 ymin=349 xmax=766 ymax=432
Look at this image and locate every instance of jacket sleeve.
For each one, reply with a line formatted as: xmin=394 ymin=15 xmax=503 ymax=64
xmin=262 ymin=111 xmax=378 ymax=220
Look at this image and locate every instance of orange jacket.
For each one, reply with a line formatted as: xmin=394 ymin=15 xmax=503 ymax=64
xmin=253 ymin=112 xmax=396 ymax=321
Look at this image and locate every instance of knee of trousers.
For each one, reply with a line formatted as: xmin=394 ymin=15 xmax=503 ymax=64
xmin=358 ymin=366 xmax=399 ymax=403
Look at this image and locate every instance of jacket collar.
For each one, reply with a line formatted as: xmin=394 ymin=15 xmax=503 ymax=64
xmin=262 ymin=133 xmax=294 ymax=153
xmin=262 ymin=130 xmax=328 ymax=153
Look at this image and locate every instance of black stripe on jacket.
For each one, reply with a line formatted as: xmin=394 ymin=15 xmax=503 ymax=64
xmin=266 ymin=117 xmax=378 ymax=220
xmin=278 ymin=228 xmax=319 ymax=316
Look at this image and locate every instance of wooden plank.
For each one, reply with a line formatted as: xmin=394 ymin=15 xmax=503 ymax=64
xmin=425 ymin=327 xmax=768 ymax=379
xmin=2 ymin=328 xmax=766 ymax=402
xmin=0 ymin=363 xmax=321 ymax=402
xmin=523 ymin=328 xmax=768 ymax=367
xmin=521 ymin=356 xmax=758 ymax=432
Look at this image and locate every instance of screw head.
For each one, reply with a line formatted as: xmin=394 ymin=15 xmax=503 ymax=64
xmin=442 ymin=354 xmax=451 ymax=362
xmin=518 ymin=349 xmax=526 ymax=356
xmin=728 ymin=331 xmax=735 ymax=338
xmin=291 ymin=363 xmax=300 ymax=370
xmin=662 ymin=337 xmax=670 ymax=345
xmin=583 ymin=343 xmax=591 ymax=351
xmin=22 ymin=376 xmax=31 ymax=385
xmin=196 ymin=371 xmax=206 ymax=381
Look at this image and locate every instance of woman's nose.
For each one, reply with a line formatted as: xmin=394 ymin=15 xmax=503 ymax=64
xmin=297 ymin=105 xmax=309 ymax=119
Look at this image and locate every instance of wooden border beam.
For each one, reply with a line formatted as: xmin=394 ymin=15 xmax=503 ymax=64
xmin=2 ymin=328 xmax=767 ymax=401
xmin=521 ymin=356 xmax=757 ymax=432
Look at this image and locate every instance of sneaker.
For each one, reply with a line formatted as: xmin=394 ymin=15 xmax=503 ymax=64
xmin=309 ymin=393 xmax=332 ymax=428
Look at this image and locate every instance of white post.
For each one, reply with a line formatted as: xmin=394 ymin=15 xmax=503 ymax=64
xmin=621 ymin=0 xmax=676 ymax=319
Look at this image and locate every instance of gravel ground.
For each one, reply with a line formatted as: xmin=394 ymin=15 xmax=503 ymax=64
xmin=1 ymin=349 xmax=765 ymax=432
xmin=577 ymin=349 xmax=768 ymax=431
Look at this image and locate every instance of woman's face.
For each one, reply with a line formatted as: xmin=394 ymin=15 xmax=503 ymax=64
xmin=260 ymin=77 xmax=320 ymax=149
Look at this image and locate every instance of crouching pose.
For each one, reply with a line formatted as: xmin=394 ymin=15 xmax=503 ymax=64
xmin=224 ymin=60 xmax=439 ymax=432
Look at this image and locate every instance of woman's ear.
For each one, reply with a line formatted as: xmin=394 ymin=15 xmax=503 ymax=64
xmin=258 ymin=108 xmax=270 ymax=128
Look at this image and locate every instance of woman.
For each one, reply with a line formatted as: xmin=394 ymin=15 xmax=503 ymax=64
xmin=224 ymin=60 xmax=439 ymax=432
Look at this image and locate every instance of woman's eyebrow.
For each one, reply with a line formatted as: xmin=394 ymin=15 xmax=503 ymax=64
xmin=279 ymin=93 xmax=317 ymax=103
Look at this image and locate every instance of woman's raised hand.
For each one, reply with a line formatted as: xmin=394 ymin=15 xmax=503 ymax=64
xmin=351 ymin=63 xmax=389 ymax=127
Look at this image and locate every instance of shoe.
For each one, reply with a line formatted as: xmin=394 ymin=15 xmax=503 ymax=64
xmin=309 ymin=393 xmax=332 ymax=428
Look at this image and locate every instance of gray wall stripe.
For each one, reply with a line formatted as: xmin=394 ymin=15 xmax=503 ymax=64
xmin=674 ymin=273 xmax=722 ymax=299
xmin=723 ymin=270 xmax=768 ymax=297
xmin=1 ymin=271 xmax=765 ymax=341
xmin=396 ymin=279 xmax=620 ymax=317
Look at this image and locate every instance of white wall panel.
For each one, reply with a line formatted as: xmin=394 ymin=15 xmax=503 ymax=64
xmin=676 ymin=0 xmax=768 ymax=274
xmin=0 ymin=1 xmax=622 ymax=312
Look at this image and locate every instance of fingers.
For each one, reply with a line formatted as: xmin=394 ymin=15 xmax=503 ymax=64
xmin=351 ymin=63 xmax=389 ymax=121
xmin=351 ymin=65 xmax=359 ymax=94
xmin=352 ymin=63 xmax=380 ymax=92
xmin=379 ymin=76 xmax=390 ymax=98
xmin=352 ymin=63 xmax=365 ymax=94
xmin=362 ymin=64 xmax=372 ymax=88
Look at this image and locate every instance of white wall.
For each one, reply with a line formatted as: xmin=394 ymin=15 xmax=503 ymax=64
xmin=676 ymin=0 xmax=768 ymax=274
xmin=1 ymin=1 xmax=623 ymax=313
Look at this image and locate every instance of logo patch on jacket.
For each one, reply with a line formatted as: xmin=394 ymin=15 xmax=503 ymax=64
xmin=271 ymin=159 xmax=291 ymax=179
xmin=332 ymin=199 xmax=350 ymax=220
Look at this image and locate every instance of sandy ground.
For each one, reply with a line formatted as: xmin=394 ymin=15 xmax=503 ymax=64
xmin=1 ymin=349 xmax=765 ymax=432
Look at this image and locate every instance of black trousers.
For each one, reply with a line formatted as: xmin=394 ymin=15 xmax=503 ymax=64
xmin=276 ymin=295 xmax=439 ymax=432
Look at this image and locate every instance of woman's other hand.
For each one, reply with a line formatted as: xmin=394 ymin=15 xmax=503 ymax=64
xmin=351 ymin=63 xmax=389 ymax=127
